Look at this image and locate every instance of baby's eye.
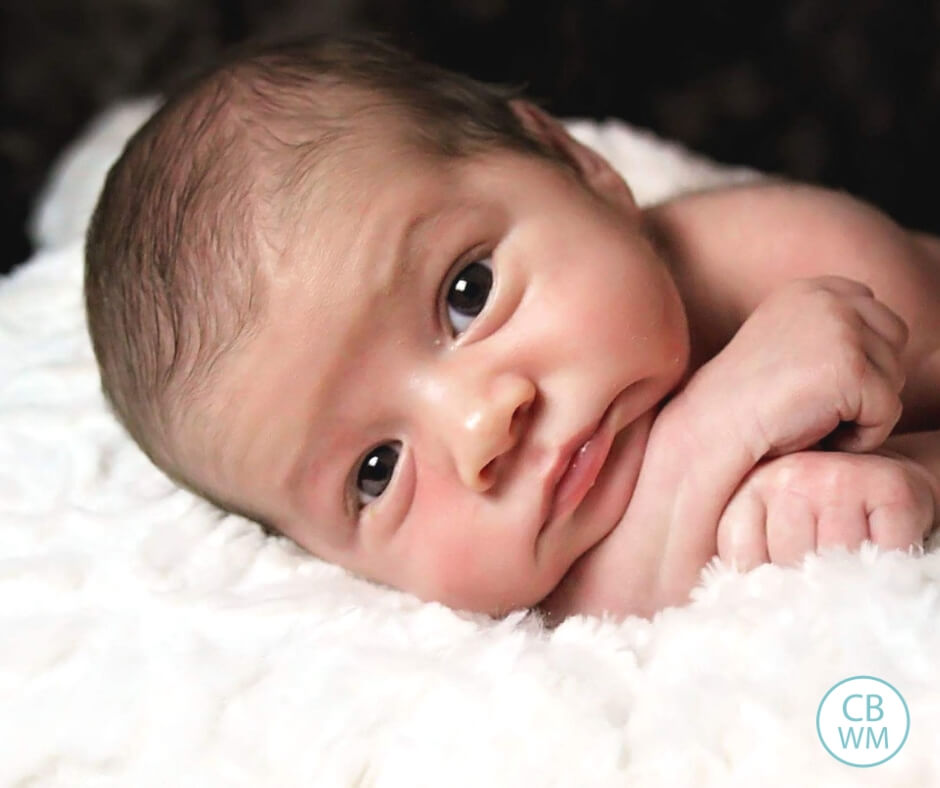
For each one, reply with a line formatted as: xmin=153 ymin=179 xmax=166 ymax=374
xmin=355 ymin=442 xmax=401 ymax=508
xmin=445 ymin=257 xmax=493 ymax=336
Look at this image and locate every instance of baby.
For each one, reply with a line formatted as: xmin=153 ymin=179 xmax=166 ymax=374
xmin=84 ymin=36 xmax=940 ymax=622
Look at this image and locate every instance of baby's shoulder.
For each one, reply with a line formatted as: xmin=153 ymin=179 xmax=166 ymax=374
xmin=646 ymin=179 xmax=940 ymax=431
xmin=643 ymin=178 xmax=936 ymax=315
xmin=645 ymin=178 xmax=909 ymax=261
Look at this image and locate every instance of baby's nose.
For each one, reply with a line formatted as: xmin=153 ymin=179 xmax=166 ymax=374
xmin=449 ymin=373 xmax=536 ymax=492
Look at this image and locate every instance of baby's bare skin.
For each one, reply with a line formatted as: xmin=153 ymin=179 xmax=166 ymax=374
xmin=197 ymin=100 xmax=940 ymax=622
xmin=540 ymin=176 xmax=940 ymax=621
xmin=540 ymin=275 xmax=907 ymax=618
xmin=717 ymin=449 xmax=937 ymax=569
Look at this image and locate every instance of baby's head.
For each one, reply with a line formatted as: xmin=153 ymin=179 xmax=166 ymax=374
xmin=86 ymin=36 xmax=690 ymax=615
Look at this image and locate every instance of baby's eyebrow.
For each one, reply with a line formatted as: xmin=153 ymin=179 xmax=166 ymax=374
xmin=280 ymin=420 xmax=350 ymax=529
xmin=373 ymin=209 xmax=441 ymax=292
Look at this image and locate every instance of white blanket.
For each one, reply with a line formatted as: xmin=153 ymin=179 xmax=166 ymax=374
xmin=3 ymin=101 xmax=939 ymax=787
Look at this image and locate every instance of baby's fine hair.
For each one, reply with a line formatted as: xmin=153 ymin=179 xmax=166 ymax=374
xmin=84 ymin=34 xmax=560 ymax=514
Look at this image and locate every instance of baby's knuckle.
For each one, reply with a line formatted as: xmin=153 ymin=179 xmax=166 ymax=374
xmin=800 ymin=284 xmax=839 ymax=312
xmin=787 ymin=278 xmax=821 ymax=297
xmin=774 ymin=452 xmax=816 ymax=479
xmin=817 ymin=463 xmax=854 ymax=496
xmin=827 ymin=298 xmax=861 ymax=330
xmin=771 ymin=453 xmax=829 ymax=492
xmin=878 ymin=466 xmax=919 ymax=506
xmin=778 ymin=280 xmax=830 ymax=313
xmin=834 ymin=342 xmax=869 ymax=386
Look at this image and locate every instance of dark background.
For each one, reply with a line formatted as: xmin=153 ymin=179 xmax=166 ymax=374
xmin=2 ymin=0 xmax=938 ymax=275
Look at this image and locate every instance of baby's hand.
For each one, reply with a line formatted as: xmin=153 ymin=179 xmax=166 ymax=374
xmin=717 ymin=450 xmax=936 ymax=570
xmin=544 ymin=277 xmax=909 ymax=622
xmin=685 ymin=276 xmax=908 ymax=460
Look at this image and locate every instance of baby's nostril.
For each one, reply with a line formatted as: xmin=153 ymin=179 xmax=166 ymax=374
xmin=512 ymin=397 xmax=534 ymax=428
xmin=479 ymin=457 xmax=498 ymax=488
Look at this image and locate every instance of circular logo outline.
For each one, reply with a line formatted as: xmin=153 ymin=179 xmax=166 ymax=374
xmin=816 ymin=675 xmax=910 ymax=767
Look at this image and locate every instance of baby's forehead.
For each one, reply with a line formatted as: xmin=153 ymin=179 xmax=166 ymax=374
xmin=267 ymin=136 xmax=458 ymax=266
xmin=252 ymin=159 xmax=509 ymax=404
xmin=264 ymin=128 xmax=425 ymax=237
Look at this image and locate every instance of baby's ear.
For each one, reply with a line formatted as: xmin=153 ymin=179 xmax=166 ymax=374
xmin=509 ymin=99 xmax=638 ymax=217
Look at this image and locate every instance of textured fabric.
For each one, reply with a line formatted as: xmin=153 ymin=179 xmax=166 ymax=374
xmin=1 ymin=103 xmax=938 ymax=787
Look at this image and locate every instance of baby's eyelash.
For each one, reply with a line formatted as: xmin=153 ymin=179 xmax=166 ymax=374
xmin=440 ymin=252 xmax=494 ymax=338
xmin=350 ymin=441 xmax=401 ymax=513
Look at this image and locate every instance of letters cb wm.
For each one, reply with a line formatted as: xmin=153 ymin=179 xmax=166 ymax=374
xmin=816 ymin=675 xmax=909 ymax=767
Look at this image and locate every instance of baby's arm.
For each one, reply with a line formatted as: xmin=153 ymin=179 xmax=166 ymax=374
xmin=541 ymin=275 xmax=908 ymax=621
xmin=692 ymin=188 xmax=940 ymax=566
xmin=649 ymin=182 xmax=940 ymax=436
xmin=543 ymin=183 xmax=940 ymax=621
xmin=717 ymin=448 xmax=938 ymax=569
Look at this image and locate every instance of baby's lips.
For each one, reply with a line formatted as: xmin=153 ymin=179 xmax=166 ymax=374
xmin=547 ymin=426 xmax=614 ymax=524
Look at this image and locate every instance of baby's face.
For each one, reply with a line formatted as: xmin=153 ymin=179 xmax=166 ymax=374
xmin=204 ymin=138 xmax=689 ymax=615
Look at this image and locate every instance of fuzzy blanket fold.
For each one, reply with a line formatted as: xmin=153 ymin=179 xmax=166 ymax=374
xmin=2 ymin=101 xmax=938 ymax=787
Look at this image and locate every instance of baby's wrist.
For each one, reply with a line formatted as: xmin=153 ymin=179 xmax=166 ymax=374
xmin=657 ymin=368 xmax=761 ymax=471
xmin=644 ymin=388 xmax=763 ymax=528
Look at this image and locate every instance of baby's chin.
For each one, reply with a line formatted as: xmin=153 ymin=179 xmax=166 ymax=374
xmin=534 ymin=408 xmax=663 ymax=621
xmin=567 ymin=407 xmax=658 ymax=543
xmin=438 ymin=576 xmax=565 ymax=619
xmin=402 ymin=552 xmax=570 ymax=618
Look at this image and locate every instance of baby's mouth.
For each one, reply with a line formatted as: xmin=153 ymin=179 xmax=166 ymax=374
xmin=540 ymin=384 xmax=652 ymax=531
xmin=544 ymin=402 xmax=624 ymax=525
xmin=546 ymin=429 xmax=615 ymax=523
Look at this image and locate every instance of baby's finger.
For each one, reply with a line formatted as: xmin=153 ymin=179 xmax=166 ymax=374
xmin=815 ymin=501 xmax=869 ymax=552
xmin=829 ymin=353 xmax=903 ymax=453
xmin=812 ymin=275 xmax=875 ymax=298
xmin=716 ymin=487 xmax=769 ymax=571
xmin=868 ymin=502 xmax=930 ymax=551
xmin=765 ymin=489 xmax=817 ymax=565
xmin=867 ymin=462 xmax=934 ymax=549
xmin=827 ymin=408 xmax=903 ymax=454
xmin=861 ymin=324 xmax=907 ymax=393
xmin=850 ymin=293 xmax=910 ymax=354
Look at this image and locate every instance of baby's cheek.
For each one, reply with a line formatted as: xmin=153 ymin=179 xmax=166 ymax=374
xmin=404 ymin=492 xmax=493 ymax=602
xmin=402 ymin=477 xmax=544 ymax=613
xmin=414 ymin=548 xmax=548 ymax=614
